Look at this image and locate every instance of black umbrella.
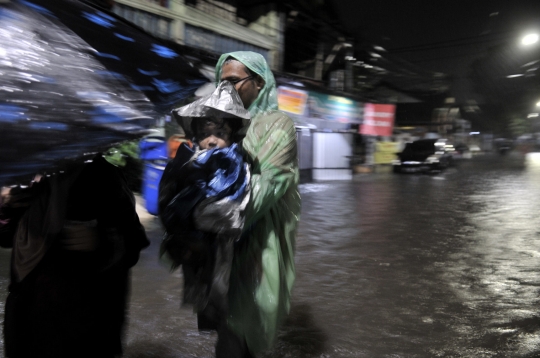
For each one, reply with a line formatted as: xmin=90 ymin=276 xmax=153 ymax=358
xmin=0 ymin=0 xmax=208 ymax=186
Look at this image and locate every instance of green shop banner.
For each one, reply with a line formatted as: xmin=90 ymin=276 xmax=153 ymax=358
xmin=306 ymin=92 xmax=362 ymax=124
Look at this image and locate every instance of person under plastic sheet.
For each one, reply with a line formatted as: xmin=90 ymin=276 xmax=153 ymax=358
xmin=214 ymin=51 xmax=301 ymax=357
xmin=158 ymin=81 xmax=252 ymax=350
xmin=0 ymin=154 xmax=149 ymax=358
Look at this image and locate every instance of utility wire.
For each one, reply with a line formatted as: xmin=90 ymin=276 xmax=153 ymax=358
xmin=387 ymin=30 xmax=519 ymax=54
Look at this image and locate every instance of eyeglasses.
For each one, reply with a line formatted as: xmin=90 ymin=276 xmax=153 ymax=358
xmin=223 ymin=75 xmax=253 ymax=86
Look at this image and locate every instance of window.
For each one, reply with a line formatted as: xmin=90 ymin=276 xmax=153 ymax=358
xmin=113 ymin=4 xmax=172 ymax=39
xmin=184 ymin=24 xmax=269 ymax=60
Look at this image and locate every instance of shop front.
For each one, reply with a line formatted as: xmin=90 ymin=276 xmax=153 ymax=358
xmin=277 ymin=86 xmax=362 ymax=181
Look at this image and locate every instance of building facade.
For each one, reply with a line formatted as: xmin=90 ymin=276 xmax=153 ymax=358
xmin=113 ymin=0 xmax=284 ymax=72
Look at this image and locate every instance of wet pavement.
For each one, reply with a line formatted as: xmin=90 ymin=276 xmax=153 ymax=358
xmin=2 ymin=151 xmax=540 ymax=357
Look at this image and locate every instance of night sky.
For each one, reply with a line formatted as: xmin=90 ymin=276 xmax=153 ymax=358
xmin=332 ymin=1 xmax=539 ymax=70
xmin=327 ymin=0 xmax=540 ymax=131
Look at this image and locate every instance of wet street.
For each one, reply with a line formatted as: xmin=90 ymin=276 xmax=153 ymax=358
xmin=2 ymin=151 xmax=540 ymax=357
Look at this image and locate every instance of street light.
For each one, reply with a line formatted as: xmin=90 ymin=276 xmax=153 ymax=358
xmin=522 ymin=33 xmax=539 ymax=46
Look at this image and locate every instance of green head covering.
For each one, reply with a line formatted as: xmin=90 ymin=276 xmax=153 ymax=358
xmin=215 ymin=51 xmax=278 ymax=117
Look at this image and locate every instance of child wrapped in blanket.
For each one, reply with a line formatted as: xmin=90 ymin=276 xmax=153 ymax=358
xmin=158 ymin=80 xmax=251 ymax=333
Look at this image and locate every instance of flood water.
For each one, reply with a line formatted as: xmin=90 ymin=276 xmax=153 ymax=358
xmin=1 ymin=152 xmax=540 ymax=357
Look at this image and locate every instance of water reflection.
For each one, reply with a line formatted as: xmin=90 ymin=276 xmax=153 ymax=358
xmin=265 ymin=303 xmax=327 ymax=358
xmin=1 ymin=153 xmax=540 ymax=357
xmin=288 ymin=153 xmax=540 ymax=357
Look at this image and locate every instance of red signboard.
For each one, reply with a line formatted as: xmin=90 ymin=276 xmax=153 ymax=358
xmin=359 ymin=103 xmax=396 ymax=136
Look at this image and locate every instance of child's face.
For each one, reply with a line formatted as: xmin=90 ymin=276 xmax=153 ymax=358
xmin=195 ymin=120 xmax=232 ymax=149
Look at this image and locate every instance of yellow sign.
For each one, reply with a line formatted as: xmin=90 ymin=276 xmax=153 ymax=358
xmin=374 ymin=142 xmax=399 ymax=164
xmin=277 ymin=87 xmax=308 ymax=115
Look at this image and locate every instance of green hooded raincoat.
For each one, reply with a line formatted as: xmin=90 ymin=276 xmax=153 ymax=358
xmin=215 ymin=51 xmax=301 ymax=353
